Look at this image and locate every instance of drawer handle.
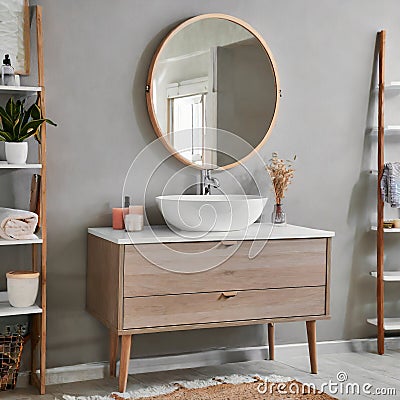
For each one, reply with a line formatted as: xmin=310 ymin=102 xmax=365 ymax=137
xmin=221 ymin=240 xmax=238 ymax=246
xmin=221 ymin=291 xmax=238 ymax=299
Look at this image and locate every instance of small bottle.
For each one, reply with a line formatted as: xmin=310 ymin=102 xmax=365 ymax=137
xmin=1 ymin=54 xmax=15 ymax=86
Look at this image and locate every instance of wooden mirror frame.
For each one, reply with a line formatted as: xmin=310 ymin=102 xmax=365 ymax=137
xmin=146 ymin=13 xmax=280 ymax=170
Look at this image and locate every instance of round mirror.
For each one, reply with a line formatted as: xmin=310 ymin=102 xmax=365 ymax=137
xmin=146 ymin=14 xmax=279 ymax=169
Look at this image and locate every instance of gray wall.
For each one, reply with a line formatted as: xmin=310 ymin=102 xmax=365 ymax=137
xmin=12 ymin=0 xmax=399 ymax=368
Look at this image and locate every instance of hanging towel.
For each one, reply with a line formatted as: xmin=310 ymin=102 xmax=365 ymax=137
xmin=0 ymin=208 xmax=38 ymax=240
xmin=381 ymin=162 xmax=400 ymax=208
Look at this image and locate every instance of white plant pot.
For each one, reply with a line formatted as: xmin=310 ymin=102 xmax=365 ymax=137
xmin=5 ymin=142 xmax=28 ymax=164
xmin=6 ymin=271 xmax=40 ymax=308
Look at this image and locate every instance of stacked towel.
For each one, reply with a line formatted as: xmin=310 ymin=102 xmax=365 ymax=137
xmin=381 ymin=162 xmax=400 ymax=208
xmin=0 ymin=208 xmax=38 ymax=240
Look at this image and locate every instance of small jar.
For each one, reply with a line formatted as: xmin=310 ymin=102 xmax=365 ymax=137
xmin=128 ymin=205 xmax=144 ymax=215
xmin=6 ymin=271 xmax=40 ymax=308
xmin=1 ymin=54 xmax=15 ymax=86
xmin=125 ymin=213 xmax=144 ymax=231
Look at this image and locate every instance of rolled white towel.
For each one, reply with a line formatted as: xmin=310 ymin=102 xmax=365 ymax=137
xmin=0 ymin=208 xmax=38 ymax=240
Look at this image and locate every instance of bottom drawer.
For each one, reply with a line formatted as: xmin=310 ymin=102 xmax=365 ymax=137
xmin=123 ymin=286 xmax=326 ymax=329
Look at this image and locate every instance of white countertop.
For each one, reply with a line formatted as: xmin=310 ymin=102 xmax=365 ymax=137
xmin=88 ymin=223 xmax=334 ymax=245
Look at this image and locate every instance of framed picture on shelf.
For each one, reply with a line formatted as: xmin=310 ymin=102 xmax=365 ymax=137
xmin=0 ymin=0 xmax=30 ymax=75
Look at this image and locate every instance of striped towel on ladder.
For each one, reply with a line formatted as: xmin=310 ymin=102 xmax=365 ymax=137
xmin=381 ymin=162 xmax=400 ymax=208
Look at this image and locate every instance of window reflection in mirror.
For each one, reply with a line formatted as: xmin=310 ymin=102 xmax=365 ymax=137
xmin=148 ymin=15 xmax=279 ymax=169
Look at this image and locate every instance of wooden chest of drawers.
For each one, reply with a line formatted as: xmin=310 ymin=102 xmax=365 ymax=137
xmin=86 ymin=225 xmax=333 ymax=392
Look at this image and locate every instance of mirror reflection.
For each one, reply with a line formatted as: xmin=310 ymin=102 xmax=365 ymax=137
xmin=148 ymin=16 xmax=278 ymax=169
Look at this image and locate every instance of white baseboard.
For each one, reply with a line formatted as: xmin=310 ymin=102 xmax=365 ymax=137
xmin=17 ymin=336 xmax=400 ymax=387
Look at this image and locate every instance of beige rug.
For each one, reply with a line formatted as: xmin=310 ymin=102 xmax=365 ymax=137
xmin=114 ymin=380 xmax=336 ymax=399
xmin=63 ymin=374 xmax=337 ymax=400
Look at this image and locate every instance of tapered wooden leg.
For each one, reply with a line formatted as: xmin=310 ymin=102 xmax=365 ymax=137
xmin=110 ymin=330 xmax=119 ymax=377
xmin=268 ymin=323 xmax=275 ymax=360
xmin=119 ymin=335 xmax=132 ymax=392
xmin=306 ymin=320 xmax=317 ymax=374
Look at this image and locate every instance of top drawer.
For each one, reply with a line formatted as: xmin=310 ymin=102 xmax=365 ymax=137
xmin=124 ymin=238 xmax=327 ymax=297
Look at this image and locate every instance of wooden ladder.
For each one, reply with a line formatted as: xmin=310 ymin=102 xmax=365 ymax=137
xmin=372 ymin=30 xmax=400 ymax=355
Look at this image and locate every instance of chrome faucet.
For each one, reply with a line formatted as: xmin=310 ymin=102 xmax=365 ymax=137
xmin=200 ymin=169 xmax=220 ymax=195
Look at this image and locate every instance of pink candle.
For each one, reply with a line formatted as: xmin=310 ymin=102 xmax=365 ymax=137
xmin=112 ymin=208 xmax=125 ymax=230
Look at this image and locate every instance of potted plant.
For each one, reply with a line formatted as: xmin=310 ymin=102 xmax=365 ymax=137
xmin=0 ymin=97 xmax=56 ymax=164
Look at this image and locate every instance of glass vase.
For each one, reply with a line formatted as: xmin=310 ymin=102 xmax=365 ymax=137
xmin=272 ymin=203 xmax=286 ymax=225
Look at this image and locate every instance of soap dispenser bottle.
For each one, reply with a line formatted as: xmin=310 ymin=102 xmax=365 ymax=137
xmin=1 ymin=54 xmax=15 ymax=86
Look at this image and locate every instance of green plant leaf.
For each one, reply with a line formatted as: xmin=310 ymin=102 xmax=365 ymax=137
xmin=31 ymin=104 xmax=41 ymax=120
xmin=13 ymin=101 xmax=25 ymax=139
xmin=30 ymin=103 xmax=57 ymax=127
xmin=12 ymin=100 xmax=22 ymax=121
xmin=19 ymin=131 xmax=38 ymax=142
xmin=5 ymin=98 xmax=12 ymax=119
xmin=0 ymin=107 xmax=14 ymax=135
xmin=5 ymin=98 xmax=16 ymax=121
xmin=22 ymin=103 xmax=34 ymax=126
xmin=19 ymin=119 xmax=47 ymax=141
xmin=13 ymin=117 xmax=23 ymax=140
xmin=3 ymin=98 xmax=22 ymax=142
xmin=12 ymin=100 xmax=24 ymax=142
xmin=0 ymin=130 xmax=12 ymax=141
xmin=0 ymin=105 xmax=12 ymax=122
xmin=44 ymin=118 xmax=57 ymax=127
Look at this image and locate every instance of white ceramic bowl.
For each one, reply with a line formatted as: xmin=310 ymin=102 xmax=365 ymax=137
xmin=156 ymin=194 xmax=268 ymax=232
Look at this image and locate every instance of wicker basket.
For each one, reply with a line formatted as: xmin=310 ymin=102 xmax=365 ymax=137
xmin=0 ymin=334 xmax=24 ymax=391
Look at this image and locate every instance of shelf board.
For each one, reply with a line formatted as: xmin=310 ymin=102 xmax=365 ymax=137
xmin=0 ymin=161 xmax=42 ymax=169
xmin=0 ymin=292 xmax=42 ymax=317
xmin=368 ymin=126 xmax=400 ymax=135
xmin=371 ymin=226 xmax=400 ymax=233
xmin=374 ymin=82 xmax=400 ymax=93
xmin=0 ymin=85 xmax=41 ymax=96
xmin=370 ymin=271 xmax=400 ymax=281
xmin=386 ymin=82 xmax=400 ymax=92
xmin=0 ymin=232 xmax=42 ymax=246
xmin=367 ymin=318 xmax=400 ymax=331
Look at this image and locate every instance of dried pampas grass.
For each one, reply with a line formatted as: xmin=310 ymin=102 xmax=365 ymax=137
xmin=266 ymin=152 xmax=295 ymax=204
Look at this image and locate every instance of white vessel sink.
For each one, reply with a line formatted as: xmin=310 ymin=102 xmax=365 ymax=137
xmin=156 ymin=195 xmax=268 ymax=232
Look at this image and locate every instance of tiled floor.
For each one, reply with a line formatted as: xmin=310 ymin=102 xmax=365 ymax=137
xmin=4 ymin=349 xmax=400 ymax=399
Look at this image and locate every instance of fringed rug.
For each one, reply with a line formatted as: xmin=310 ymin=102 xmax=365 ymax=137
xmin=62 ymin=373 xmax=337 ymax=400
